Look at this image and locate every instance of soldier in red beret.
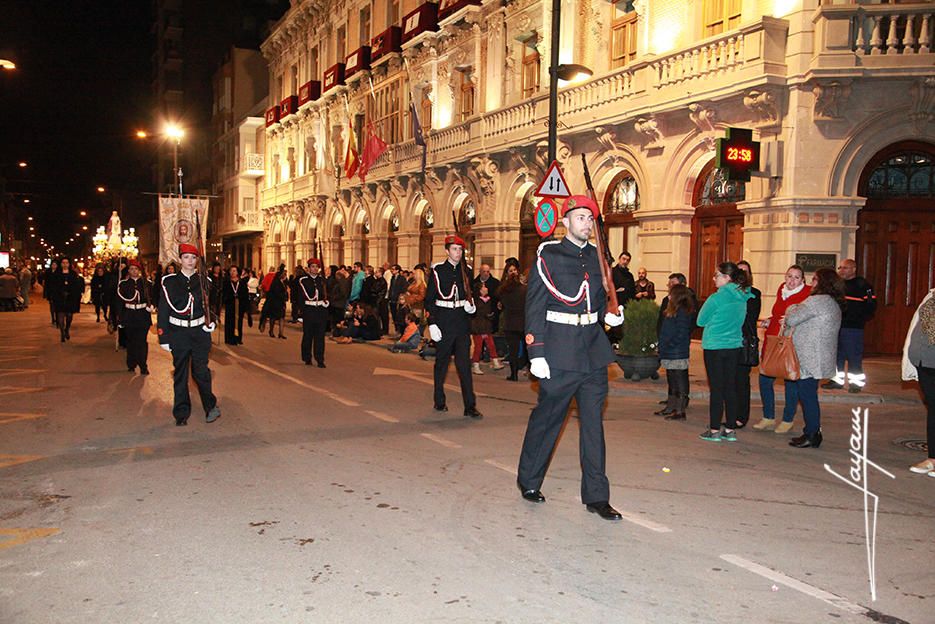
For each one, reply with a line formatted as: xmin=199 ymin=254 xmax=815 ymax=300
xmin=156 ymin=244 xmax=220 ymax=426
xmin=424 ymin=234 xmax=482 ymax=418
xmin=299 ymin=258 xmax=329 ymax=367
xmin=116 ymin=259 xmax=154 ymax=374
xmin=516 ymin=195 xmax=625 ymax=521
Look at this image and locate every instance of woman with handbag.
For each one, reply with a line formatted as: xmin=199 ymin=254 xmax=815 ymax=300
xmin=734 ymin=261 xmax=762 ymax=428
xmin=752 ymin=265 xmax=811 ymax=433
xmin=696 ymin=262 xmax=754 ymax=442
xmin=783 ymin=268 xmax=844 ymax=449
xmin=901 ymin=288 xmax=935 ymax=477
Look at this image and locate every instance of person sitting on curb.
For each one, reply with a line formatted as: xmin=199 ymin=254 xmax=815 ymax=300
xmin=389 ymin=313 xmax=423 ymax=353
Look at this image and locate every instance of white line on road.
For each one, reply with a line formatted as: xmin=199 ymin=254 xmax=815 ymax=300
xmin=617 ymin=511 xmax=673 ymax=533
xmin=484 ymin=459 xmax=517 ymax=475
xmin=720 ymin=554 xmax=867 ymax=616
xmin=372 ymin=366 xmax=499 ymax=400
xmin=420 ymin=433 xmax=462 ymax=449
xmin=222 ymin=348 xmax=360 ymax=407
xmin=366 ymin=410 xmax=399 ymax=423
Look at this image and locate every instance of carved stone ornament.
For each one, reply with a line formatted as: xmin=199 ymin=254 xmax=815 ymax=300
xmin=743 ymin=89 xmax=779 ymax=124
xmin=470 ymin=156 xmax=499 ymax=197
xmin=688 ymin=102 xmax=718 ymax=133
xmin=910 ymin=77 xmax=935 ymax=132
xmin=812 ymin=80 xmax=852 ymax=122
xmin=633 ymin=117 xmax=661 ymax=146
xmin=595 ymin=126 xmax=618 ymax=152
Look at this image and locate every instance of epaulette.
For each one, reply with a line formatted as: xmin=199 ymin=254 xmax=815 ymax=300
xmin=537 ymin=239 xmax=561 ymax=257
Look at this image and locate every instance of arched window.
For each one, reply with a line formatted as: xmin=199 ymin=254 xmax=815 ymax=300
xmin=603 ymin=171 xmax=640 ymax=261
xmin=607 ymin=173 xmax=639 ymax=214
xmin=866 ymin=152 xmax=934 ymax=198
xmin=699 ymin=166 xmax=745 ymax=206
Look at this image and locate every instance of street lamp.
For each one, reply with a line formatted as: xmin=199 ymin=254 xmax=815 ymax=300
xmin=96 ymin=186 xmax=105 ymax=193
xmin=18 ymin=161 xmax=27 ymax=168
xmin=545 ymin=1 xmax=592 ymax=163
xmin=165 ymin=123 xmax=185 ymax=195
xmin=0 ymin=59 xmax=15 ymax=70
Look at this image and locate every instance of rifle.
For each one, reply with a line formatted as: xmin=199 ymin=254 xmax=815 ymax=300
xmin=581 ymin=154 xmax=620 ymax=312
xmin=317 ymin=238 xmax=329 ymax=300
xmin=450 ymin=210 xmax=475 ymax=305
xmin=193 ymin=208 xmax=217 ymax=327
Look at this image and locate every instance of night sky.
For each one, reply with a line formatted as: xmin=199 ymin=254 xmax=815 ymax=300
xmin=1 ymin=1 xmax=156 ymax=253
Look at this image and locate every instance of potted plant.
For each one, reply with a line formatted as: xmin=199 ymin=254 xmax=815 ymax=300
xmin=616 ymin=299 xmax=661 ymax=381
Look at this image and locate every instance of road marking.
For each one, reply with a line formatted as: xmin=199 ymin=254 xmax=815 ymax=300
xmin=0 ymin=454 xmax=44 ymax=469
xmin=0 ymin=528 xmax=60 ymax=550
xmin=0 ymin=369 xmax=46 ymax=378
xmin=720 ymin=554 xmax=867 ymax=615
xmin=0 ymin=412 xmax=45 ymax=425
xmin=106 ymin=446 xmax=155 ymax=460
xmin=222 ymin=348 xmax=360 ymax=407
xmin=0 ymin=356 xmax=38 ymax=363
xmin=365 ymin=410 xmax=399 ymax=423
xmin=0 ymin=387 xmax=42 ymax=397
xmin=484 ymin=459 xmax=517 ymax=475
xmin=420 ymin=433 xmax=462 ymax=449
xmin=372 ymin=366 xmax=507 ymax=401
xmin=617 ymin=511 xmax=673 ymax=533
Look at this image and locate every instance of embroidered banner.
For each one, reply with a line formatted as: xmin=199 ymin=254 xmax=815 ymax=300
xmin=158 ymin=196 xmax=209 ymax=265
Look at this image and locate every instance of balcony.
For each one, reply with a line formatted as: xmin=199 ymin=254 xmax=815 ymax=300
xmin=240 ymin=153 xmax=264 ymax=179
xmin=811 ymin=3 xmax=935 ymax=78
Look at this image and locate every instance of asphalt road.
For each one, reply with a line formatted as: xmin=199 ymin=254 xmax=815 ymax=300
xmin=1 ymin=305 xmax=932 ymax=624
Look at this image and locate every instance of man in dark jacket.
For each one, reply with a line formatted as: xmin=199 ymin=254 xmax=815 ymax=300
xmin=824 ymin=258 xmax=876 ymax=392
xmin=328 ymin=267 xmax=351 ymax=332
xmin=388 ymin=264 xmax=408 ymax=335
xmin=611 ymin=252 xmax=635 ymax=305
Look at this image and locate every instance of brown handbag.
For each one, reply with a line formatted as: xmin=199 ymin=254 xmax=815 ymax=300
xmin=759 ymin=331 xmax=800 ymax=380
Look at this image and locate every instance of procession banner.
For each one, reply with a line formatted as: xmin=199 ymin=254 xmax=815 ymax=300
xmin=158 ymin=196 xmax=209 ymax=265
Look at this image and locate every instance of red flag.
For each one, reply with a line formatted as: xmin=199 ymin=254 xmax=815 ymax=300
xmin=343 ymin=125 xmax=359 ymax=179
xmin=357 ymin=122 xmax=388 ymax=182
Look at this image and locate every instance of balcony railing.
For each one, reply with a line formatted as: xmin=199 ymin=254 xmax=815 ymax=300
xmin=812 ymin=3 xmax=935 ymax=74
xmin=240 ymin=153 xmax=264 ymax=179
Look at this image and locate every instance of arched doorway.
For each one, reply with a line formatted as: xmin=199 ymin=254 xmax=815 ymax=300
xmin=387 ymin=209 xmax=399 ymax=266
xmin=519 ymin=189 xmax=539 ymax=272
xmin=602 ymin=170 xmax=640 ymax=260
xmin=857 ymin=142 xmax=935 ymax=355
xmin=332 ymin=220 xmax=345 ymax=266
xmin=419 ymin=205 xmax=434 ymax=266
xmin=357 ymin=216 xmax=370 ymax=266
xmin=690 ymin=161 xmax=745 ymax=301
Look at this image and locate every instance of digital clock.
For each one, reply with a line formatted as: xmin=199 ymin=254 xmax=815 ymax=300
xmin=716 ymin=127 xmax=761 ymax=181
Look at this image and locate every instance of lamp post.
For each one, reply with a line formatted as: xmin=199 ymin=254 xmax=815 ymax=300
xmin=165 ymin=124 xmax=185 ymax=195
xmin=545 ymin=0 xmax=592 ymax=163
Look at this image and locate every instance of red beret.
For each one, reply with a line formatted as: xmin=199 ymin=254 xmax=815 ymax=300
xmin=562 ymin=195 xmax=600 ymax=220
xmin=307 ymin=258 xmax=322 ymax=267
xmin=127 ymin=259 xmax=142 ymax=269
xmin=178 ymin=243 xmax=200 ymax=257
xmin=444 ymin=235 xmax=466 ymax=248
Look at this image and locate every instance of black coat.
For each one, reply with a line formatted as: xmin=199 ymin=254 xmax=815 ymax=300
xmin=54 ymin=271 xmax=85 ymax=313
xmin=156 ymin=271 xmax=211 ymax=345
xmin=612 ymin=265 xmax=635 ymax=305
xmin=658 ymin=309 xmax=693 ymax=360
xmin=498 ymin=280 xmax=527 ymax=332
xmin=425 ymin=260 xmax=472 ymax=336
xmin=389 ymin=274 xmax=408 ymax=300
xmin=116 ymin=277 xmax=153 ymax=328
xmin=90 ymin=274 xmax=106 ymax=302
xmin=223 ymin=279 xmax=250 ymax=312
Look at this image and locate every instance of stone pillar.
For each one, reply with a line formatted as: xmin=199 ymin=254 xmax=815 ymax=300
xmin=395 ymin=231 xmax=420 ymax=269
xmin=635 ymin=208 xmax=693 ymax=287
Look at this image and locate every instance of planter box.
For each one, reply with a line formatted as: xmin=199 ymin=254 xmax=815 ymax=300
xmin=616 ymin=354 xmax=660 ymax=381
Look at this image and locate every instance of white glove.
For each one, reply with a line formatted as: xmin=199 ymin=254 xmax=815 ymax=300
xmin=604 ymin=305 xmax=625 ymax=327
xmin=530 ymin=357 xmax=551 ymax=380
xmin=202 ymin=322 xmax=217 ymax=333
xmin=160 ymin=344 xmax=171 ymax=352
xmin=463 ymin=301 xmax=476 ymax=314
xmin=429 ymin=324 xmax=442 ymax=342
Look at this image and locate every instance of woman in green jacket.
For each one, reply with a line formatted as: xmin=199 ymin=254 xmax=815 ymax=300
xmin=696 ymin=261 xmax=753 ymax=442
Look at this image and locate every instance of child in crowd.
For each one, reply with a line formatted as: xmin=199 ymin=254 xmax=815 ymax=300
xmin=470 ymin=284 xmax=504 ymax=374
xmin=389 ymin=313 xmax=423 ymax=353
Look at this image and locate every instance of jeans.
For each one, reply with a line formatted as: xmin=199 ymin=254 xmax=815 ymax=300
xmin=703 ymin=348 xmax=742 ymax=430
xmin=797 ymin=377 xmax=821 ymax=436
xmin=759 ymin=374 xmax=800 ymax=423
xmin=917 ymin=366 xmax=935 ymax=459
xmin=835 ymin=327 xmax=865 ymax=386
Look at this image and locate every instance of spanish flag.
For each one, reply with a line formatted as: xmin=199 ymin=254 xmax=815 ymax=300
xmin=343 ymin=124 xmax=359 ymax=179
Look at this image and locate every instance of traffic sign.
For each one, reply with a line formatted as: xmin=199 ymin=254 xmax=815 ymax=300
xmin=533 ymin=197 xmax=559 ymax=238
xmin=535 ymin=160 xmax=571 ymax=198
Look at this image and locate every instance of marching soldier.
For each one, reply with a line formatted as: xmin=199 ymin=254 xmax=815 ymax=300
xmin=157 ymin=244 xmax=220 ymax=427
xmin=425 ymin=235 xmax=482 ymax=419
xmin=299 ymin=258 xmax=329 ymax=368
xmin=516 ymin=195 xmax=625 ymax=521
xmin=116 ymin=260 xmax=154 ymax=374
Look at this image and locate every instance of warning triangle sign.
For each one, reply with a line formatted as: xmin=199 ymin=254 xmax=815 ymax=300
xmin=534 ymin=161 xmax=571 ymax=199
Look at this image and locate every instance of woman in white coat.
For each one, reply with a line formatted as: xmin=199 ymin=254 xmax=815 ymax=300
xmin=902 ymin=288 xmax=935 ymax=477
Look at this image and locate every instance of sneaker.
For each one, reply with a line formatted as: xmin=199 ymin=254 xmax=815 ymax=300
xmin=721 ymin=428 xmax=737 ymax=442
xmin=699 ymin=429 xmax=722 ymax=442
xmin=774 ymin=421 xmax=795 ymax=434
xmin=909 ymin=459 xmax=935 ymax=474
xmin=822 ymin=381 xmax=844 ymax=390
xmin=752 ymin=418 xmax=776 ymax=431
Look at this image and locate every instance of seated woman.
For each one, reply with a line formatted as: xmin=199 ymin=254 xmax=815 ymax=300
xmin=389 ymin=313 xmax=423 ymax=352
xmin=336 ymin=304 xmax=382 ymax=342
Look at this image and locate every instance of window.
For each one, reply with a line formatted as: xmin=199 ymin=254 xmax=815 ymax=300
xmin=336 ymin=25 xmax=346 ymax=64
xmin=611 ymin=1 xmax=637 ymax=69
xmin=699 ymin=167 xmax=745 ymax=206
xmin=388 ymin=0 xmax=400 ymax=27
xmin=608 ymin=174 xmax=639 ymax=214
xmin=460 ymin=72 xmax=474 ymax=121
xmin=291 ymin=64 xmax=298 ymax=95
xmin=309 ymin=46 xmax=319 ymax=82
xmin=703 ymin=0 xmax=741 ymax=38
xmin=277 ymin=73 xmax=284 ymax=100
xmin=370 ymin=78 xmax=406 ymax=144
xmin=521 ymin=50 xmax=540 ymax=99
xmin=866 ymin=152 xmax=934 ymax=198
xmin=360 ymin=7 xmax=371 ymax=46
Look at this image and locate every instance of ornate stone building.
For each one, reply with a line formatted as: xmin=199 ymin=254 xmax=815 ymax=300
xmin=259 ymin=0 xmax=935 ymax=354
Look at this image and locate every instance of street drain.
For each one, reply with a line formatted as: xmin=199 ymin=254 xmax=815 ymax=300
xmin=893 ymin=438 xmax=928 ymax=453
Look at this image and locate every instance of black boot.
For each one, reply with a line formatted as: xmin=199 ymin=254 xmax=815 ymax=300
xmin=790 ymin=430 xmax=823 ymax=448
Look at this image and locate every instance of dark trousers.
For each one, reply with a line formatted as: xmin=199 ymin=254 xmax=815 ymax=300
xmin=170 ymin=328 xmax=217 ymax=420
xmin=836 ymin=327 xmax=865 ymax=382
xmin=797 ymin=377 xmax=821 ymax=436
xmin=378 ymin=299 xmax=390 ymax=335
xmin=703 ymin=348 xmax=742 ymax=430
xmin=664 ymin=368 xmax=689 ymax=412
xmin=517 ymin=367 xmax=610 ymax=504
xmin=224 ymin=307 xmax=244 ymax=345
xmin=389 ymin=301 xmax=399 ymax=333
xmin=125 ymin=326 xmax=149 ymax=371
xmin=49 ymin=300 xmax=57 ymax=324
xmin=504 ymin=330 xmax=526 ymax=377
xmin=57 ymin=312 xmax=73 ymax=339
xmin=917 ymin=366 xmax=935 ymax=459
xmin=291 ymin=300 xmax=301 ymax=322
xmin=433 ymin=332 xmax=475 ymax=410
xmin=93 ymin=297 xmax=104 ymax=321
xmin=736 ymin=364 xmax=752 ymax=425
xmin=301 ymin=313 xmax=327 ymax=365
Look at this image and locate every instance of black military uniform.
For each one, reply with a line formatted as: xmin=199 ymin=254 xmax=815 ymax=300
xmin=116 ymin=269 xmax=153 ymax=374
xmin=223 ymin=276 xmax=249 ymax=345
xmin=425 ymin=236 xmax=481 ymax=418
xmin=299 ymin=260 xmax=328 ymax=368
xmin=517 ymin=195 xmax=622 ymax=520
xmin=157 ymin=246 xmax=219 ymax=426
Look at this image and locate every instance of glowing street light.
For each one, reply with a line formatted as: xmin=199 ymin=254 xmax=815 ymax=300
xmin=17 ymin=161 xmax=27 ymax=168
xmin=135 ymin=130 xmax=148 ymax=139
xmin=23 ymin=198 xmax=30 ymax=204
xmin=96 ymin=186 xmax=105 ymax=193
xmin=79 ymin=210 xmax=87 ymax=216
xmin=0 ymin=59 xmax=15 ymax=70
xmin=82 ymin=226 xmax=88 ymax=231
xmin=165 ymin=124 xmax=185 ymax=140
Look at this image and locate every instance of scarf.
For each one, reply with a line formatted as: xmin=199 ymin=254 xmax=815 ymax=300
xmin=781 ymin=283 xmax=805 ymax=300
xmin=919 ymin=294 xmax=935 ymax=345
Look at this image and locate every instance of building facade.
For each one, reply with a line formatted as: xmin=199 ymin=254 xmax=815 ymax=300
xmin=258 ymin=0 xmax=935 ymax=354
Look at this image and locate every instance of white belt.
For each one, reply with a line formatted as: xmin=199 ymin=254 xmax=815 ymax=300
xmin=546 ymin=310 xmax=598 ymax=326
xmin=435 ymin=300 xmax=466 ymax=309
xmin=124 ymin=303 xmax=147 ymax=310
xmin=169 ymin=316 xmax=205 ymax=327
xmin=304 ymin=300 xmax=327 ymax=307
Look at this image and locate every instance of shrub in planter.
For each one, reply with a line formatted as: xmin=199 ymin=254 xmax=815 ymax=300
xmin=617 ymin=299 xmax=661 ymax=381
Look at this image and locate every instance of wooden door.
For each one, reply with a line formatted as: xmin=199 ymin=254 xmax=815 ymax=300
xmin=691 ymin=162 xmax=745 ymax=301
xmin=419 ymin=230 xmax=433 ymax=266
